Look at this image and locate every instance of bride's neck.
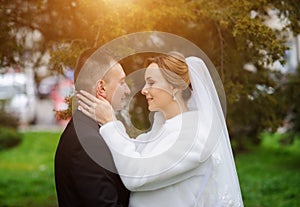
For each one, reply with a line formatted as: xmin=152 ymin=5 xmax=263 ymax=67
xmin=162 ymin=98 xmax=188 ymax=120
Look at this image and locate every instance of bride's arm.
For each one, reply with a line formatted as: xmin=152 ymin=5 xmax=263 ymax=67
xmin=99 ymin=121 xmax=142 ymax=156
xmin=99 ymin=119 xmax=213 ymax=192
xmin=76 ymin=90 xmax=216 ymax=191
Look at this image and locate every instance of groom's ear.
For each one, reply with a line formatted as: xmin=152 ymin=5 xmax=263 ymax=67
xmin=95 ymin=79 xmax=107 ymax=99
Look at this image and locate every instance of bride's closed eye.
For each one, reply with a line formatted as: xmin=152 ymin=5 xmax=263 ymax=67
xmin=147 ymin=80 xmax=155 ymax=86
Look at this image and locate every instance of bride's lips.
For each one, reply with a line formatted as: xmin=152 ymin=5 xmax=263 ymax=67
xmin=146 ymin=97 xmax=153 ymax=102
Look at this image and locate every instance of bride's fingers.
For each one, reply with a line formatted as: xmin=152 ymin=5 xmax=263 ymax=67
xmin=78 ymin=105 xmax=95 ymax=120
xmin=79 ymin=90 xmax=104 ymax=103
xmin=76 ymin=93 xmax=95 ymax=108
xmin=77 ymin=97 xmax=90 ymax=111
xmin=77 ymin=99 xmax=97 ymax=121
xmin=78 ymin=90 xmax=110 ymax=108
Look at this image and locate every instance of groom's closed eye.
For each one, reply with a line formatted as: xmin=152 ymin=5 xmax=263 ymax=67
xmin=119 ymin=77 xmax=126 ymax=84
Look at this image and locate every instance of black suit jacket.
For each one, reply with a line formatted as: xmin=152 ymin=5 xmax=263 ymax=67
xmin=55 ymin=110 xmax=130 ymax=207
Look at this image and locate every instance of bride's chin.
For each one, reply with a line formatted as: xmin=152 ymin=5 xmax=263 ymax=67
xmin=148 ymin=107 xmax=162 ymax=113
xmin=148 ymin=105 xmax=156 ymax=112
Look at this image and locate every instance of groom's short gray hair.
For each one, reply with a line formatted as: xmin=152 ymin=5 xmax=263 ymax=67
xmin=75 ymin=49 xmax=118 ymax=95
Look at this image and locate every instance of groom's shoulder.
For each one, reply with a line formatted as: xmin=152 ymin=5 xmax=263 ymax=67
xmin=72 ymin=110 xmax=99 ymax=130
xmin=59 ymin=111 xmax=101 ymax=143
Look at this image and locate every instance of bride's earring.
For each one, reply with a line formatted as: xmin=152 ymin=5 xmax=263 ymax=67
xmin=171 ymin=86 xmax=178 ymax=101
xmin=172 ymin=92 xmax=177 ymax=101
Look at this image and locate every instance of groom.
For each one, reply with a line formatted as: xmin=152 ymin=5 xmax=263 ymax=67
xmin=54 ymin=48 xmax=130 ymax=207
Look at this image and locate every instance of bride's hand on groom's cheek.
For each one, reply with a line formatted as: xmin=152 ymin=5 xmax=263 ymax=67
xmin=76 ymin=90 xmax=115 ymax=124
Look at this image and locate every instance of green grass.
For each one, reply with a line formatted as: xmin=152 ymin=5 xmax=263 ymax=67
xmin=236 ymin=133 xmax=300 ymax=207
xmin=0 ymin=131 xmax=61 ymax=207
xmin=0 ymin=131 xmax=299 ymax=206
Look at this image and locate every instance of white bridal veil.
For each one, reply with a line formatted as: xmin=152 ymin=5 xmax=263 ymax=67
xmin=186 ymin=56 xmax=243 ymax=206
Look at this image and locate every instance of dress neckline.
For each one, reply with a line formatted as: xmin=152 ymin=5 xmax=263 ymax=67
xmin=165 ymin=110 xmax=197 ymax=124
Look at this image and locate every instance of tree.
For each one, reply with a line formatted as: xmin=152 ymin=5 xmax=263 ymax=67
xmin=1 ymin=0 xmax=299 ymax=148
xmin=281 ymin=65 xmax=300 ymax=138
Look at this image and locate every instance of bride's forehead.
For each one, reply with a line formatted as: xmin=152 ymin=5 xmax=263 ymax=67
xmin=145 ymin=66 xmax=165 ymax=79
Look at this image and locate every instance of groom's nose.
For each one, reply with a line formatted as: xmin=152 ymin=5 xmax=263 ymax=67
xmin=124 ymin=83 xmax=131 ymax=95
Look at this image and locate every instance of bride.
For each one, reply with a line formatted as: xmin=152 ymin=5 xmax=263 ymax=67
xmin=77 ymin=52 xmax=244 ymax=207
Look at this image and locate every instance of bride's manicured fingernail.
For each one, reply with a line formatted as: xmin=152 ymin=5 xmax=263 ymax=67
xmin=78 ymin=106 xmax=82 ymax=111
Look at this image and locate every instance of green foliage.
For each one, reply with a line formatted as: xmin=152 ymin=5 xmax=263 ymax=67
xmin=0 ymin=110 xmax=19 ymax=129
xmin=54 ymin=95 xmax=74 ymax=121
xmin=0 ymin=2 xmax=18 ymax=66
xmin=260 ymin=132 xmax=300 ymax=152
xmin=0 ymin=110 xmax=22 ymax=150
xmin=0 ymin=127 xmax=22 ymax=150
xmin=49 ymin=40 xmax=88 ymax=75
xmin=0 ymin=131 xmax=59 ymax=207
xmin=1 ymin=0 xmax=300 ymax=147
xmin=228 ymin=76 xmax=287 ymax=148
xmin=282 ymin=65 xmax=300 ymax=135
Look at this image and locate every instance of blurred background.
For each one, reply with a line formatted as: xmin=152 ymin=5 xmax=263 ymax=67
xmin=0 ymin=0 xmax=299 ymax=206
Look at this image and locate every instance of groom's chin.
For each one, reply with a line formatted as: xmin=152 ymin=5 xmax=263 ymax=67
xmin=112 ymin=102 xmax=126 ymax=111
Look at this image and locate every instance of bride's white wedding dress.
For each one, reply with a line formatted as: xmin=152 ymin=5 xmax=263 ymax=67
xmin=98 ymin=56 xmax=244 ymax=207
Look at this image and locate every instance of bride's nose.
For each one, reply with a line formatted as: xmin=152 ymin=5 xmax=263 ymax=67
xmin=141 ymin=85 xmax=148 ymax=96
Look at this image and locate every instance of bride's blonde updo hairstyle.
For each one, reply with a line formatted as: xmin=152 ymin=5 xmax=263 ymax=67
xmin=145 ymin=51 xmax=192 ymax=100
